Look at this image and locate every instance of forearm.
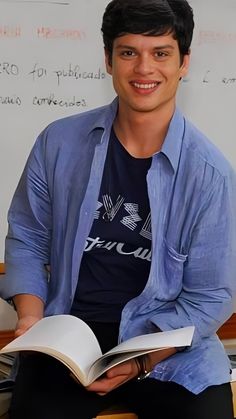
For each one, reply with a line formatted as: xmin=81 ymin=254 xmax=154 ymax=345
xmin=14 ymin=294 xmax=44 ymax=319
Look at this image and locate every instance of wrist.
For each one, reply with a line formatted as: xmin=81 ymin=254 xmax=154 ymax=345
xmin=136 ymin=355 xmax=151 ymax=381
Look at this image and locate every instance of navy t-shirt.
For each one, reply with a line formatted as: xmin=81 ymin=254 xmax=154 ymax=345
xmin=71 ymin=129 xmax=152 ymax=322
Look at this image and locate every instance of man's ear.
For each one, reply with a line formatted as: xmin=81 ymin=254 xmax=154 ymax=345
xmin=105 ymin=48 xmax=112 ymax=75
xmin=180 ymin=51 xmax=191 ymax=79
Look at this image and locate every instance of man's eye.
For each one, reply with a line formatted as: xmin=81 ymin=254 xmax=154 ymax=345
xmin=121 ymin=50 xmax=135 ymax=57
xmin=155 ymin=51 xmax=168 ymax=58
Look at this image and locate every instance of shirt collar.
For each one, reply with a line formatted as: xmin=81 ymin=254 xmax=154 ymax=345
xmin=88 ymin=97 xmax=118 ymax=134
xmin=88 ymin=99 xmax=185 ymax=173
xmin=160 ymin=108 xmax=185 ymax=173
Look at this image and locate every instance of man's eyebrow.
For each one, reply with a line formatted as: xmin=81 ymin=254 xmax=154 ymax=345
xmin=114 ymin=44 xmax=175 ymax=50
xmin=114 ymin=44 xmax=137 ymax=50
xmin=153 ymin=45 xmax=175 ymax=50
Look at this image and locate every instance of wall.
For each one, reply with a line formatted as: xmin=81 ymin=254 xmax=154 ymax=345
xmin=0 ymin=0 xmax=235 ymax=327
xmin=0 ymin=0 xmax=114 ymax=261
xmin=178 ymin=0 xmax=236 ymax=166
xmin=1 ymin=0 xmax=236 ymax=259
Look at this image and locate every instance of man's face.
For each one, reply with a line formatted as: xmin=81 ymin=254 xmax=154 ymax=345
xmin=105 ymin=33 xmax=190 ymax=116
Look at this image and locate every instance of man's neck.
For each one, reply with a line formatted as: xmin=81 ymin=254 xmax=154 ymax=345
xmin=113 ymin=105 xmax=175 ymax=158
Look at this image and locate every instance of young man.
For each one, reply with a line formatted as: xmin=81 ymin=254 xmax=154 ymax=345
xmin=1 ymin=0 xmax=236 ymax=418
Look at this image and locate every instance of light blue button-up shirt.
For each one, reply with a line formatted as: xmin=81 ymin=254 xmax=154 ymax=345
xmin=1 ymin=98 xmax=236 ymax=394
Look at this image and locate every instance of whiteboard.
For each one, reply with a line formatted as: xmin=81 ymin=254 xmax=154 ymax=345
xmin=0 ymin=0 xmax=236 ymax=262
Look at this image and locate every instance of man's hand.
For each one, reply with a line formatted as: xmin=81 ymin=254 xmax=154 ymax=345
xmin=85 ymin=347 xmax=177 ymax=395
xmin=15 ymin=315 xmax=42 ymax=337
xmin=86 ymin=358 xmax=140 ymax=395
xmin=13 ymin=294 xmax=44 ymax=337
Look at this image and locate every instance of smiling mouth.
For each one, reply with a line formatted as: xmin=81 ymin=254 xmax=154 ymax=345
xmin=131 ymin=81 xmax=160 ymax=89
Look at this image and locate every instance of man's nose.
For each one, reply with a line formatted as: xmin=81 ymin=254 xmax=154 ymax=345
xmin=134 ymin=55 xmax=155 ymax=75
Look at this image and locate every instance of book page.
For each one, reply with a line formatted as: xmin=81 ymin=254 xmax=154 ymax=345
xmin=105 ymin=325 xmax=194 ymax=355
xmin=0 ymin=315 xmax=102 ymax=383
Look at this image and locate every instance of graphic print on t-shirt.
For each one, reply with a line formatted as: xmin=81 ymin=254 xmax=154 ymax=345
xmin=95 ymin=196 xmax=151 ymax=237
xmin=71 ymin=129 xmax=152 ymax=322
xmin=121 ymin=202 xmax=142 ymax=231
xmin=100 ymin=194 xmax=125 ymax=222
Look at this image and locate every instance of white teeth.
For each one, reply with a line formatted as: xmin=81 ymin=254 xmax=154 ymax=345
xmin=133 ymin=82 xmax=158 ymax=89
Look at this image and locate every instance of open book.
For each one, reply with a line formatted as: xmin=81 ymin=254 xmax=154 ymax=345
xmin=0 ymin=315 xmax=194 ymax=386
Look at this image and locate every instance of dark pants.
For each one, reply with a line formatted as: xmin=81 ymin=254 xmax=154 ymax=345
xmin=9 ymin=322 xmax=234 ymax=419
